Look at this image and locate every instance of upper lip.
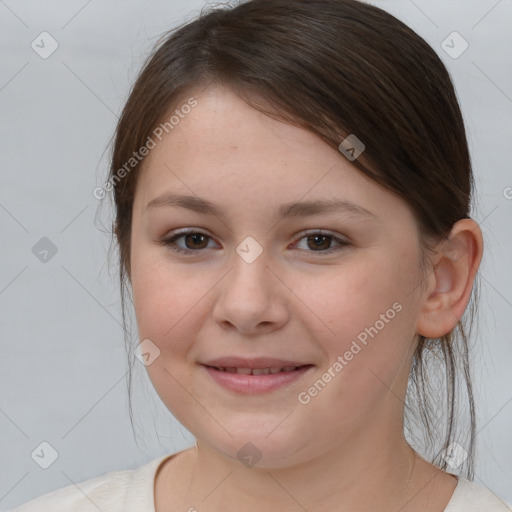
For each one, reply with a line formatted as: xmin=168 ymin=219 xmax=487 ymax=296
xmin=202 ymin=357 xmax=312 ymax=369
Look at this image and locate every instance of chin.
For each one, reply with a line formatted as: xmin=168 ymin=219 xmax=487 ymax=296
xmin=199 ymin=424 xmax=312 ymax=470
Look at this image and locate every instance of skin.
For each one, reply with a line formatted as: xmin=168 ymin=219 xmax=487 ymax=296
xmin=128 ymin=85 xmax=483 ymax=512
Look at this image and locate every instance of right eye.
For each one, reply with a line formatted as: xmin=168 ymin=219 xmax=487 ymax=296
xmin=158 ymin=229 xmax=219 ymax=255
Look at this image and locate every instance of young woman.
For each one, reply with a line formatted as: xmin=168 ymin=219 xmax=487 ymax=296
xmin=13 ymin=0 xmax=510 ymax=510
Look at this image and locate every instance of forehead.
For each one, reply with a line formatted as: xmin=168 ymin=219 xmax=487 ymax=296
xmin=145 ymin=85 xmax=334 ymax=165
xmin=134 ymin=85 xmax=413 ymax=227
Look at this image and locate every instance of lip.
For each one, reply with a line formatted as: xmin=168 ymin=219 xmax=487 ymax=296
xmin=200 ymin=357 xmax=314 ymax=394
xmin=203 ymin=357 xmax=309 ymax=369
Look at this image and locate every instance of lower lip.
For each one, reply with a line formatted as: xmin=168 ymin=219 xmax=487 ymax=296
xmin=202 ymin=365 xmax=314 ymax=394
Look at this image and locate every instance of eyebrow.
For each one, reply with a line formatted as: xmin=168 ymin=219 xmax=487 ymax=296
xmin=146 ymin=193 xmax=380 ymax=221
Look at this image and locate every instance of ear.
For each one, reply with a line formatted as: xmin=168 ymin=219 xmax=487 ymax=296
xmin=416 ymin=218 xmax=483 ymax=339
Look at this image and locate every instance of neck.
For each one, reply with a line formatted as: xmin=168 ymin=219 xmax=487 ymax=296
xmin=175 ymin=417 xmax=420 ymax=512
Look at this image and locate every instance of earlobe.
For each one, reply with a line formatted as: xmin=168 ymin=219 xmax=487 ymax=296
xmin=416 ymin=219 xmax=483 ymax=339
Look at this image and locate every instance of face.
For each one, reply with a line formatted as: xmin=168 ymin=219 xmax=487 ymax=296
xmin=129 ymin=85 xmax=429 ymax=467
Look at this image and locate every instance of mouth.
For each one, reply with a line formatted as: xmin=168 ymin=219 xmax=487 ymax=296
xmin=207 ymin=365 xmax=309 ymax=375
xmin=200 ymin=358 xmax=314 ymax=394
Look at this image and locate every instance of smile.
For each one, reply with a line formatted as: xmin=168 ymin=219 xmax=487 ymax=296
xmin=211 ymin=365 xmax=303 ymax=375
xmin=202 ymin=364 xmax=314 ymax=394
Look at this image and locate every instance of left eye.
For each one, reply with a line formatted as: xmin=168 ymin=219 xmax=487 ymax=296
xmin=293 ymin=232 xmax=349 ymax=253
xmin=158 ymin=229 xmax=349 ymax=255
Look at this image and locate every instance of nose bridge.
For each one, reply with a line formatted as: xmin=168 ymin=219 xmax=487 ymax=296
xmin=235 ymin=235 xmax=265 ymax=265
xmin=229 ymin=234 xmax=272 ymax=295
xmin=212 ymin=234 xmax=288 ymax=332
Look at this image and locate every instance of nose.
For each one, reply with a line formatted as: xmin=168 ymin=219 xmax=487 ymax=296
xmin=211 ymin=246 xmax=290 ymax=336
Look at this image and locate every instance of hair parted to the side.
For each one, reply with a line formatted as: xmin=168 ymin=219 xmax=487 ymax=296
xmin=104 ymin=0 xmax=480 ymax=479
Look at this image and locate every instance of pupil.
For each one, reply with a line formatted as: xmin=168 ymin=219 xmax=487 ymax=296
xmin=309 ymin=235 xmax=329 ymax=250
xmin=187 ymin=234 xmax=206 ymax=249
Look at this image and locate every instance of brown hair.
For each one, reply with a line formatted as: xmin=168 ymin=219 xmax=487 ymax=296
xmin=105 ymin=0 xmax=479 ymax=478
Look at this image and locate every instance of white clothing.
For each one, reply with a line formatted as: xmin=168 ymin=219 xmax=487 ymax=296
xmin=11 ymin=452 xmax=511 ymax=511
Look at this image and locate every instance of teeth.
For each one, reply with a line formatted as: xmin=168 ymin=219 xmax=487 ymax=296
xmin=252 ymin=368 xmax=270 ymax=375
xmin=214 ymin=366 xmax=300 ymax=374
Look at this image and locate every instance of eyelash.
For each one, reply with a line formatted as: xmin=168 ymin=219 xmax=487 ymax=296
xmin=158 ymin=229 xmax=350 ymax=256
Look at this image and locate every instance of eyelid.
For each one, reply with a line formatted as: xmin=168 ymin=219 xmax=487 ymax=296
xmin=158 ymin=228 xmax=350 ymax=255
xmin=292 ymin=229 xmax=350 ymax=254
xmin=161 ymin=228 xmax=219 ymax=253
xmin=294 ymin=228 xmax=349 ymax=243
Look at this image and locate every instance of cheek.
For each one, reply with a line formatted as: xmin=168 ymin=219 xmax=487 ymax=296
xmin=301 ymin=303 xmax=414 ymax=433
xmin=309 ymin=253 xmax=417 ymax=382
xmin=130 ymin=254 xmax=207 ymax=411
xmin=131 ymin=250 xmax=204 ymax=353
xmin=308 ymin=254 xmax=403 ymax=338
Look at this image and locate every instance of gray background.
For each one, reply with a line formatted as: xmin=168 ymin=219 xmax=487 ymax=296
xmin=1 ymin=0 xmax=511 ymax=509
